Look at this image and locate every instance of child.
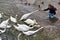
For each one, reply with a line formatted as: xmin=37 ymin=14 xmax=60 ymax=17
xmin=43 ymin=4 xmax=57 ymax=19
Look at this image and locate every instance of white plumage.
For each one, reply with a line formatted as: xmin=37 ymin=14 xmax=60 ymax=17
xmin=23 ymin=27 xmax=43 ymax=36
xmin=0 ymin=25 xmax=6 ymax=40
xmin=0 ymin=19 xmax=9 ymax=28
xmin=13 ymin=24 xmax=34 ymax=31
xmin=20 ymin=10 xmax=38 ymax=20
xmin=0 ymin=25 xmax=11 ymax=29
xmin=6 ymin=25 xmax=11 ymax=28
xmin=24 ymin=19 xmax=38 ymax=26
xmin=10 ymin=16 xmax=17 ymax=23
xmin=20 ymin=13 xmax=32 ymax=20
xmin=18 ymin=33 xmax=22 ymax=40
xmin=0 ymin=14 xmax=2 ymax=19
xmin=0 ymin=12 xmax=4 ymax=19
xmin=33 ymin=25 xmax=41 ymax=28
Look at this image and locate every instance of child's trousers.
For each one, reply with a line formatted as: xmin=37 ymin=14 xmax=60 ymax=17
xmin=49 ymin=13 xmax=55 ymax=19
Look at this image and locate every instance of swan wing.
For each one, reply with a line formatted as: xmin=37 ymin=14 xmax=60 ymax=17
xmin=7 ymin=25 xmax=11 ymax=28
xmin=20 ymin=13 xmax=32 ymax=20
xmin=24 ymin=19 xmax=34 ymax=25
xmin=10 ymin=16 xmax=17 ymax=23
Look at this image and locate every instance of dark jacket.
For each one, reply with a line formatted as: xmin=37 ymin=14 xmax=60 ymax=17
xmin=43 ymin=7 xmax=57 ymax=15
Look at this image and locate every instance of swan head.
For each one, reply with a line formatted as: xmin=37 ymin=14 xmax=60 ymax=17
xmin=33 ymin=25 xmax=41 ymax=28
xmin=1 ymin=12 xmax=4 ymax=15
xmin=16 ymin=14 xmax=18 ymax=17
xmin=33 ymin=19 xmax=38 ymax=25
xmin=17 ymin=24 xmax=20 ymax=26
xmin=15 ymin=14 xmax=18 ymax=18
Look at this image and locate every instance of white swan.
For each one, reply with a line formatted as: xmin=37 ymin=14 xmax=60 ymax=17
xmin=0 ymin=22 xmax=7 ymax=34
xmin=20 ymin=10 xmax=38 ymax=20
xmin=0 ymin=19 xmax=9 ymax=28
xmin=0 ymin=25 xmax=7 ymax=40
xmin=24 ymin=19 xmax=38 ymax=26
xmin=22 ymin=27 xmax=43 ymax=36
xmin=13 ymin=24 xmax=34 ymax=31
xmin=10 ymin=16 xmax=17 ymax=23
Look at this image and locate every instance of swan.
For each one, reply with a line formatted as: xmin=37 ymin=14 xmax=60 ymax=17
xmin=0 ymin=23 xmax=7 ymax=34
xmin=13 ymin=24 xmax=34 ymax=32
xmin=10 ymin=16 xmax=17 ymax=23
xmin=20 ymin=10 xmax=38 ymax=20
xmin=0 ymin=19 xmax=9 ymax=28
xmin=22 ymin=27 xmax=43 ymax=36
xmin=24 ymin=19 xmax=38 ymax=26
